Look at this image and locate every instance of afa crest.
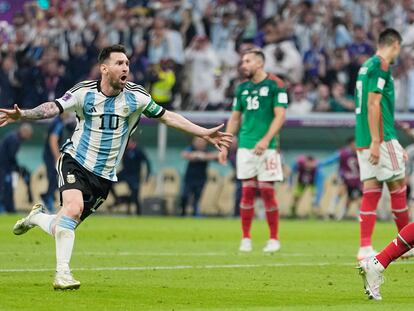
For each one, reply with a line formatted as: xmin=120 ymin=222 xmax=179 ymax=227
xmin=66 ymin=174 xmax=76 ymax=184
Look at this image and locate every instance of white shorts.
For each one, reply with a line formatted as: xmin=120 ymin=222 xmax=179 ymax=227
xmin=236 ymin=148 xmax=283 ymax=182
xmin=357 ymin=139 xmax=405 ymax=182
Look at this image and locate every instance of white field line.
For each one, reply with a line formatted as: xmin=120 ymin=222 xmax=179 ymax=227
xmin=0 ymin=262 xmax=348 ymax=273
xmin=0 ymin=251 xmax=326 ymax=257
xmin=3 ymin=260 xmax=414 ymax=273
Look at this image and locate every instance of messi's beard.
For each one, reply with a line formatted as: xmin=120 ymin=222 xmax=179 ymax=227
xmin=109 ymin=77 xmax=123 ymax=91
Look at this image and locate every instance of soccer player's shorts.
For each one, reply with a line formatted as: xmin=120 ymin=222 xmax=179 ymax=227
xmin=357 ymin=139 xmax=405 ymax=182
xmin=236 ymin=148 xmax=283 ymax=181
xmin=56 ymin=153 xmax=113 ymax=220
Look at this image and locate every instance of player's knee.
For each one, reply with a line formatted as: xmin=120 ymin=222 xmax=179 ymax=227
xmin=62 ymin=199 xmax=83 ymax=219
xmin=360 ymin=187 xmax=382 ymax=212
xmin=241 ymin=178 xmax=257 ymax=207
xmin=258 ymin=181 xmax=277 ymax=209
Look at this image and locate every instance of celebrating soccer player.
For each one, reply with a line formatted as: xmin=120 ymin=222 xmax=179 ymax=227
xmin=0 ymin=44 xmax=232 ymax=290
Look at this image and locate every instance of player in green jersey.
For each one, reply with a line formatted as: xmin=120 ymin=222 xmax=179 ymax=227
xmin=354 ymin=28 xmax=410 ymax=260
xmin=356 ymin=29 xmax=414 ymax=300
xmin=218 ymin=48 xmax=288 ymax=253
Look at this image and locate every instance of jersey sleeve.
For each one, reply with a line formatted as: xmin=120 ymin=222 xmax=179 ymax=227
xmin=232 ymin=85 xmax=242 ymax=111
xmin=272 ymin=81 xmax=288 ymax=108
xmin=367 ymin=61 xmax=388 ymax=94
xmin=274 ymin=86 xmax=288 ymax=108
xmin=55 ymin=88 xmax=83 ymax=114
xmin=268 ymin=74 xmax=288 ymax=108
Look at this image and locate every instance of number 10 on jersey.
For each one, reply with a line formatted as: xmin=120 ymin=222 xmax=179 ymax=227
xmin=99 ymin=114 xmax=120 ymax=130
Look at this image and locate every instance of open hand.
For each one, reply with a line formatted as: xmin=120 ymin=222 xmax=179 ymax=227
xmin=201 ymin=124 xmax=233 ymax=152
xmin=0 ymin=104 xmax=22 ymax=126
xmin=369 ymin=141 xmax=380 ymax=165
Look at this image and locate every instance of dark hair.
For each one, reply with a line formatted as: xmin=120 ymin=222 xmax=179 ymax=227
xmin=378 ymin=28 xmax=402 ymax=46
xmin=98 ymin=44 xmax=127 ymax=64
xmin=242 ymin=48 xmax=265 ymax=62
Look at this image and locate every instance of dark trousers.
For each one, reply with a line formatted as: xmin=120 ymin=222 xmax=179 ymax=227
xmin=42 ymin=157 xmax=57 ymax=212
xmin=113 ymin=172 xmax=142 ymax=215
xmin=180 ymin=180 xmax=205 ymax=216
xmin=234 ymin=179 xmax=242 ymax=217
xmin=0 ymin=172 xmax=15 ymax=213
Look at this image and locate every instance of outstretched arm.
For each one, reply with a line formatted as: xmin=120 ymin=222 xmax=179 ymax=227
xmin=0 ymin=102 xmax=60 ymax=126
xmin=159 ymin=110 xmax=233 ymax=151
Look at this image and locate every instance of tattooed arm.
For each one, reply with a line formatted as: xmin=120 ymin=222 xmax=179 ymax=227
xmin=0 ymin=102 xmax=60 ymax=126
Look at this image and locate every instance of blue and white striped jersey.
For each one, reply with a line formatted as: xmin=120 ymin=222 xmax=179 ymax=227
xmin=55 ymin=80 xmax=164 ymax=182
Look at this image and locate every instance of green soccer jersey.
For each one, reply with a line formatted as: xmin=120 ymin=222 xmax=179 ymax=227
xmin=233 ymin=74 xmax=288 ymax=149
xmin=355 ymin=55 xmax=397 ymax=148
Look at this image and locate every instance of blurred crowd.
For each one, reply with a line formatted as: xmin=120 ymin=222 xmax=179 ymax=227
xmin=1 ymin=0 xmax=414 ymax=112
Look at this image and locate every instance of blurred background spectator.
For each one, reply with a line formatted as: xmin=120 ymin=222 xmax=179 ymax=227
xmin=0 ymin=0 xmax=413 ymax=112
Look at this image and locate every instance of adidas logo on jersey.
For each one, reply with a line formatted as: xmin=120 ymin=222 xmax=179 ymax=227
xmin=88 ymin=107 xmax=97 ymax=113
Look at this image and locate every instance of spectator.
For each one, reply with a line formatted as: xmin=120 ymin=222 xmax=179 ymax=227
xmin=294 ymin=2 xmax=323 ymax=55
xmin=209 ymin=12 xmax=239 ymax=66
xmin=322 ymin=48 xmax=351 ymax=90
xmin=0 ymin=0 xmax=413 ymax=114
xmin=148 ymin=59 xmax=176 ymax=111
xmin=0 ymin=55 xmax=16 ymax=109
xmin=288 ymin=84 xmax=313 ymax=114
xmin=41 ymin=113 xmax=71 ymax=212
xmin=0 ymin=124 xmax=33 ymax=213
xmin=110 ymin=138 xmax=151 ymax=215
xmin=263 ymin=37 xmax=303 ymax=84
xmin=313 ymin=83 xmax=331 ymax=112
xmin=329 ymin=81 xmax=354 ymax=112
xmin=348 ymin=25 xmax=374 ymax=63
xmin=147 ymin=17 xmax=172 ymax=65
xmin=303 ymin=33 xmax=328 ymax=82
xmin=184 ymin=35 xmax=219 ymax=109
xmin=180 ymin=137 xmax=217 ymax=217
xmin=289 ymin=155 xmax=324 ymax=218
xmin=205 ymin=69 xmax=227 ymax=110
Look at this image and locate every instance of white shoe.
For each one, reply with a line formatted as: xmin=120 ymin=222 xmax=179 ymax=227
xmin=13 ymin=203 xmax=47 ymax=235
xmin=239 ymin=238 xmax=252 ymax=252
xmin=53 ymin=271 xmax=81 ymax=290
xmin=357 ymin=246 xmax=377 ymax=261
xmin=263 ymin=239 xmax=281 ymax=253
xmin=401 ymin=248 xmax=414 ymax=259
xmin=358 ymin=256 xmax=384 ymax=300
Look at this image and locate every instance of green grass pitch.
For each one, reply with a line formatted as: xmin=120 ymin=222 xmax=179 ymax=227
xmin=0 ymin=215 xmax=413 ymax=310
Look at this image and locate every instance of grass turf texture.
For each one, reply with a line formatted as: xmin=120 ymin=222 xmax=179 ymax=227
xmin=0 ymin=215 xmax=413 ymax=310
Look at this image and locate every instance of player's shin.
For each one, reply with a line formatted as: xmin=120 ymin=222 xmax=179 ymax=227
xmin=390 ymin=186 xmax=409 ymax=232
xmin=30 ymin=213 xmax=56 ymax=235
xmin=55 ymin=215 xmax=78 ymax=273
xmin=258 ymin=181 xmax=279 ymax=240
xmin=240 ymin=179 xmax=256 ymax=238
xmin=359 ymin=187 xmax=382 ymax=247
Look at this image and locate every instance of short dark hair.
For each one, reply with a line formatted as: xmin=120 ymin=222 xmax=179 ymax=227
xmin=98 ymin=44 xmax=127 ymax=64
xmin=242 ymin=48 xmax=265 ymax=62
xmin=378 ymin=28 xmax=402 ymax=46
